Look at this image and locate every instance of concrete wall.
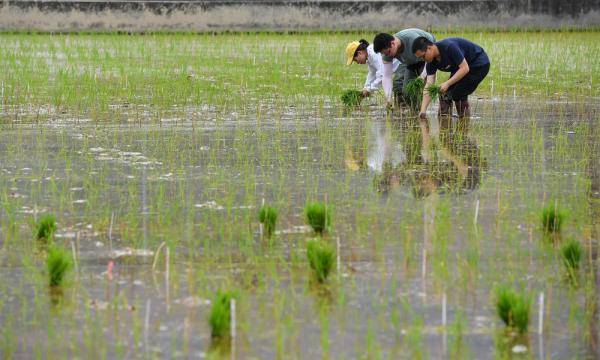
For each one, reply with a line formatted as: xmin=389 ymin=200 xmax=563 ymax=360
xmin=1 ymin=0 xmax=599 ymax=30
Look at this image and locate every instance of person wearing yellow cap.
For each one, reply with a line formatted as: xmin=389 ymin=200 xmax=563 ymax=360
xmin=346 ymin=39 xmax=400 ymax=99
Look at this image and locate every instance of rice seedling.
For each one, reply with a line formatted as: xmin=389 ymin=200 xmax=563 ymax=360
xmin=306 ymin=239 xmax=335 ymax=283
xmin=47 ymin=245 xmax=71 ymax=287
xmin=209 ymin=290 xmax=236 ymax=339
xmin=258 ymin=205 xmax=278 ymax=238
xmin=426 ymin=84 xmax=443 ymax=101
xmin=495 ymin=285 xmax=531 ymax=334
xmin=305 ymin=202 xmax=332 ymax=235
xmin=561 ymin=239 xmax=582 ymax=272
xmin=340 ymin=89 xmax=363 ymax=107
xmin=404 ymin=77 xmax=425 ymax=106
xmin=541 ymin=203 xmax=566 ymax=234
xmin=36 ymin=214 xmax=56 ymax=242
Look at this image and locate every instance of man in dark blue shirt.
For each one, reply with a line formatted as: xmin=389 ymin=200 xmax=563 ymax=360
xmin=412 ymin=37 xmax=490 ymax=119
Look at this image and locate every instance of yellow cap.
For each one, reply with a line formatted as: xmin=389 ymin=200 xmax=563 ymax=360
xmin=345 ymin=41 xmax=360 ymax=65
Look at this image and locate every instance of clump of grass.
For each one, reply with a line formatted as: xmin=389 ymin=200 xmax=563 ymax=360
xmin=561 ymin=239 xmax=582 ymax=272
xmin=306 ymin=239 xmax=335 ymax=283
xmin=426 ymin=84 xmax=442 ymax=101
xmin=541 ymin=203 xmax=565 ymax=234
xmin=305 ymin=202 xmax=332 ymax=235
xmin=36 ymin=214 xmax=56 ymax=242
xmin=341 ymin=89 xmax=363 ymax=107
xmin=209 ymin=291 xmax=236 ymax=339
xmin=258 ymin=205 xmax=278 ymax=238
xmin=404 ymin=77 xmax=425 ymax=106
xmin=47 ymin=245 xmax=71 ymax=287
xmin=495 ymin=286 xmax=531 ymax=334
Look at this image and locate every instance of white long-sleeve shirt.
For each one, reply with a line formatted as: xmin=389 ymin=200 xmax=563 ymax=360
xmin=363 ymin=44 xmax=400 ymax=93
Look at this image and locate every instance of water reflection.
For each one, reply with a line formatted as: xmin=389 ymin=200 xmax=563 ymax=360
xmin=364 ymin=117 xmax=486 ymax=198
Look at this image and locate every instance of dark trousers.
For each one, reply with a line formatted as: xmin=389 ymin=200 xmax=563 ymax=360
xmin=393 ymin=61 xmax=425 ymax=108
xmin=446 ymin=63 xmax=490 ymax=102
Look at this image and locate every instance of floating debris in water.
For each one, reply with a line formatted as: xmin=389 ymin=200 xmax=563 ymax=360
xmin=110 ymin=248 xmax=154 ymax=259
xmin=175 ymin=296 xmax=211 ymax=308
xmin=89 ymin=299 xmax=109 ymax=310
xmin=194 ymin=201 xmax=225 ymax=210
xmin=512 ymin=345 xmax=527 ymax=354
xmin=276 ymin=225 xmax=312 ymax=235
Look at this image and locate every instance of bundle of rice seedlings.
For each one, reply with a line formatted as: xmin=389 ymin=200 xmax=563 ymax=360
xmin=258 ymin=205 xmax=278 ymax=238
xmin=341 ymin=89 xmax=363 ymax=107
xmin=541 ymin=203 xmax=565 ymax=234
xmin=37 ymin=214 xmax=56 ymax=242
xmin=47 ymin=245 xmax=71 ymax=287
xmin=209 ymin=291 xmax=236 ymax=339
xmin=305 ymin=202 xmax=332 ymax=235
xmin=426 ymin=84 xmax=443 ymax=101
xmin=404 ymin=77 xmax=425 ymax=106
xmin=306 ymin=239 xmax=335 ymax=283
xmin=495 ymin=285 xmax=531 ymax=334
xmin=561 ymin=239 xmax=582 ymax=272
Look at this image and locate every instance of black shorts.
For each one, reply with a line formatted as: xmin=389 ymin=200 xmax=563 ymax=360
xmin=447 ymin=63 xmax=490 ymax=102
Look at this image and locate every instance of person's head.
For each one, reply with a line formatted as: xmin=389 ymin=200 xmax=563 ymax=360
xmin=373 ymin=33 xmax=398 ymax=58
xmin=345 ymin=39 xmax=369 ymax=65
xmin=412 ymin=36 xmax=436 ymax=62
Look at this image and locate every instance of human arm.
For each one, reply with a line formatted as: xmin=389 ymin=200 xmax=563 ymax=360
xmin=419 ymin=74 xmax=436 ymax=118
xmin=440 ymin=58 xmax=470 ymax=93
xmin=382 ymin=61 xmax=394 ymax=104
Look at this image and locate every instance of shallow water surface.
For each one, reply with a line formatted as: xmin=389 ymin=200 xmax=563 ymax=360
xmin=0 ymin=98 xmax=598 ymax=358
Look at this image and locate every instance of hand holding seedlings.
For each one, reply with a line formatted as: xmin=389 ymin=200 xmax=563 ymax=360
xmin=439 ymin=82 xmax=450 ymax=93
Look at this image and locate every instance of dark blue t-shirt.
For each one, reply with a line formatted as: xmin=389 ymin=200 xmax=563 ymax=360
xmin=426 ymin=37 xmax=490 ymax=75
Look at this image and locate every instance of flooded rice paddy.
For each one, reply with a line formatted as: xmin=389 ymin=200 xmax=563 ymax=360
xmin=0 ymin=32 xmax=599 ymax=359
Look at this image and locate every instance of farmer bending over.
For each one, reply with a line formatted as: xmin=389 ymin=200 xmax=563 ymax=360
xmin=345 ymin=39 xmax=400 ymax=98
xmin=373 ymin=28 xmax=435 ymax=109
xmin=412 ymin=36 xmax=490 ymax=119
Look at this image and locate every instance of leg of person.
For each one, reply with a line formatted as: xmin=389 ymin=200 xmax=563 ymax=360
xmin=438 ymin=91 xmax=453 ymax=124
xmin=448 ymin=64 xmax=490 ymax=118
xmin=402 ymin=62 xmax=425 ymax=111
xmin=393 ymin=62 xmax=407 ymax=106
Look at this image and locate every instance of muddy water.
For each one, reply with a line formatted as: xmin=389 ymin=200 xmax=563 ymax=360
xmin=0 ymin=99 xmax=599 ymax=358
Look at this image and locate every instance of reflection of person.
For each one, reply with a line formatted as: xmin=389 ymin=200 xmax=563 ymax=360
xmin=372 ymin=29 xmax=435 ymax=108
xmin=372 ymin=118 xmax=485 ymax=197
xmin=345 ymin=39 xmax=400 ymax=98
xmin=412 ymin=37 xmax=490 ymax=119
